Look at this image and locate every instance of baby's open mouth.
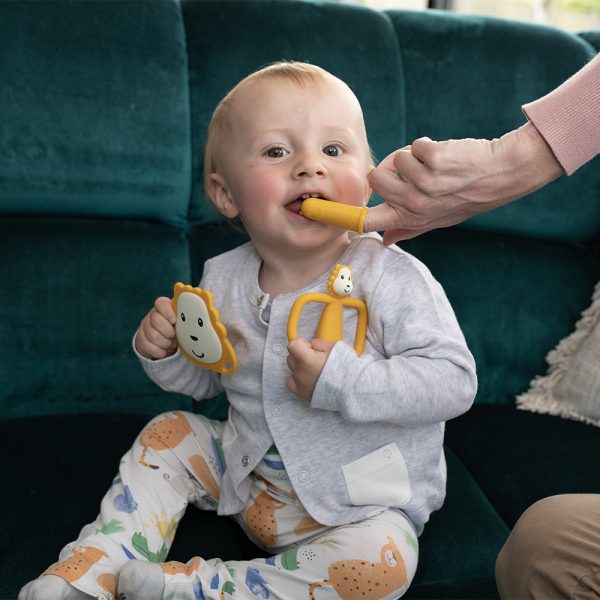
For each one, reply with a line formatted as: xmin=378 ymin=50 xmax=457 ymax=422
xmin=286 ymin=193 xmax=327 ymax=215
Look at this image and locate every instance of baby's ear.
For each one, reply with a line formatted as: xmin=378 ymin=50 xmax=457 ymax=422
xmin=207 ymin=173 xmax=239 ymax=218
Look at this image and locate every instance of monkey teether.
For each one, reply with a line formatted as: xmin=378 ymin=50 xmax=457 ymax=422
xmin=287 ymin=265 xmax=368 ymax=356
xmin=172 ymin=283 xmax=238 ymax=374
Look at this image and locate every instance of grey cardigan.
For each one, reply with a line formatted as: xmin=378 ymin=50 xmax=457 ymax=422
xmin=136 ymin=233 xmax=477 ymax=527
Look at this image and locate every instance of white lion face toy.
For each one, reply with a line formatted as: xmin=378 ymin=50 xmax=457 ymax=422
xmin=176 ymin=292 xmax=223 ymax=364
xmin=171 ymin=283 xmax=237 ymax=374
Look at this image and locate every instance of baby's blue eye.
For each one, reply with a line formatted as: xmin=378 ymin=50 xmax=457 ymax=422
xmin=323 ymin=145 xmax=342 ymax=157
xmin=267 ymin=147 xmax=288 ymax=158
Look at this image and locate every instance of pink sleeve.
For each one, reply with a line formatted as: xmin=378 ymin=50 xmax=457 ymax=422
xmin=522 ymin=54 xmax=600 ymax=175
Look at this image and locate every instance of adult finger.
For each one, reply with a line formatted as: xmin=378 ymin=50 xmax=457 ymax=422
xmin=409 ymin=137 xmax=438 ymax=164
xmin=362 ymin=201 xmax=404 ymax=234
xmin=379 ymin=146 xmax=412 ymax=170
xmin=392 ymin=147 xmax=433 ymax=190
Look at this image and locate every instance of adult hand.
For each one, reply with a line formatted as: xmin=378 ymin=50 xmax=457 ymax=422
xmin=286 ymin=338 xmax=333 ymax=402
xmin=365 ymin=121 xmax=563 ymax=245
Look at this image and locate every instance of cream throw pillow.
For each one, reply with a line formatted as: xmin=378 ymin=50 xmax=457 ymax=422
xmin=517 ymin=280 xmax=600 ymax=427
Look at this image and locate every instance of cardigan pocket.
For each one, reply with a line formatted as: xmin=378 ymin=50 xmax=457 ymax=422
xmin=341 ymin=443 xmax=411 ymax=507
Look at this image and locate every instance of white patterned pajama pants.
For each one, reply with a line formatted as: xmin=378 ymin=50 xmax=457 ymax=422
xmin=43 ymin=411 xmax=419 ymax=600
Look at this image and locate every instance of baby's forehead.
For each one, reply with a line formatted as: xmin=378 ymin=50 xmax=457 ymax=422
xmin=229 ymin=74 xmax=364 ymax=128
xmin=236 ymin=73 xmax=357 ymax=110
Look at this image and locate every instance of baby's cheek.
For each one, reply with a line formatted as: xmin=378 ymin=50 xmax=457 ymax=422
xmin=340 ymin=170 xmax=371 ymax=206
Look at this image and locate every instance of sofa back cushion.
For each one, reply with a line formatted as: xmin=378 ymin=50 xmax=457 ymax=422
xmin=0 ymin=1 xmax=194 ymax=418
xmin=0 ymin=0 xmax=191 ymax=227
xmin=1 ymin=0 xmax=598 ymax=417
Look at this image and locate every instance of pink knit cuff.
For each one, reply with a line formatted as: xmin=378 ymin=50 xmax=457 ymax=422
xmin=522 ymin=54 xmax=600 ymax=175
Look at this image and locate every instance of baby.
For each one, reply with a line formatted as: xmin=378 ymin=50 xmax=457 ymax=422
xmin=20 ymin=61 xmax=476 ymax=600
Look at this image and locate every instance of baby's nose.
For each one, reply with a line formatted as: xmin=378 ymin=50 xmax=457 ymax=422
xmin=297 ymin=165 xmax=326 ymax=177
xmin=295 ymin=153 xmax=327 ymax=178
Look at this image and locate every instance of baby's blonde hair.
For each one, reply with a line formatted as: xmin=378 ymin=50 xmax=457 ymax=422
xmin=203 ymin=61 xmax=369 ymax=187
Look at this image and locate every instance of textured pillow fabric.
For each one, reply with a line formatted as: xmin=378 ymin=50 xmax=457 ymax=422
xmin=517 ymin=280 xmax=600 ymax=426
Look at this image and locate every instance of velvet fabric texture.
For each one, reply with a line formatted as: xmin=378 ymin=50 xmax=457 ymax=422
xmin=0 ymin=1 xmax=191 ymax=226
xmin=445 ymin=405 xmax=600 ymax=527
xmin=400 ymin=229 xmax=600 ymax=405
xmin=0 ymin=218 xmax=193 ymax=418
xmin=1 ymin=0 xmax=599 ymax=598
xmin=579 ymin=30 xmax=600 ymax=51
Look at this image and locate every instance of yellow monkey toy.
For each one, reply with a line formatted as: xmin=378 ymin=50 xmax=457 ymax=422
xmin=287 ymin=265 xmax=368 ymax=356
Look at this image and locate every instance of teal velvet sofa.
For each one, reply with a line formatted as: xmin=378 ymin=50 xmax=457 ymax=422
xmin=1 ymin=1 xmax=599 ymax=598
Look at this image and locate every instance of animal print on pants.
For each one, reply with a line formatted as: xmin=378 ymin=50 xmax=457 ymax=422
xmin=42 ymin=411 xmax=419 ymax=599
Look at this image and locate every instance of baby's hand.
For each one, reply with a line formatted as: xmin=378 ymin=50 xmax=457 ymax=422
xmin=286 ymin=338 xmax=333 ymax=402
xmin=135 ymin=297 xmax=177 ymax=360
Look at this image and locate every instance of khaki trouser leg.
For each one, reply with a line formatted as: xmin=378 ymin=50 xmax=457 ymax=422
xmin=496 ymin=494 xmax=600 ymax=599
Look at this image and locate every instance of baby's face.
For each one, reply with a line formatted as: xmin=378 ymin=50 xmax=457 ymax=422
xmin=210 ymin=76 xmax=372 ymax=257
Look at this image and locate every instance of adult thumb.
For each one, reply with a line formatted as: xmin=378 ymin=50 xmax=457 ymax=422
xmin=362 ymin=202 xmax=403 ymax=234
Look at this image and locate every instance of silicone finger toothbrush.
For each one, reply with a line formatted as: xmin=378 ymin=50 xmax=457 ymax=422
xmin=301 ymin=197 xmax=368 ymax=234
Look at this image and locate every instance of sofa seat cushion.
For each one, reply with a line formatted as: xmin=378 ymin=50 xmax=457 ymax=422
xmin=446 ymin=404 xmax=600 ymax=528
xmin=405 ymin=447 xmax=507 ymax=599
xmin=1 ymin=414 xmax=507 ymax=599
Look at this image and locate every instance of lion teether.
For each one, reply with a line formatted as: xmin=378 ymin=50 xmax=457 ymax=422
xmin=172 ymin=283 xmax=238 ymax=374
xmin=287 ymin=265 xmax=368 ymax=355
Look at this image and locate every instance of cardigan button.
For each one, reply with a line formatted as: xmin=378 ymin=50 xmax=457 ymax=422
xmin=272 ymin=343 xmax=284 ymax=355
xmin=298 ymin=469 xmax=310 ymax=483
xmin=241 ymin=455 xmax=250 ymax=467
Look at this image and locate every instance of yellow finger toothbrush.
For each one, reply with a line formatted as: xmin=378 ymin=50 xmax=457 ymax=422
xmin=287 ymin=264 xmax=368 ymax=356
xmin=301 ymin=197 xmax=368 ymax=234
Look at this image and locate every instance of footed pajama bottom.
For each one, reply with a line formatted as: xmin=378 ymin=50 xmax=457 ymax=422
xmin=43 ymin=411 xmax=419 ymax=600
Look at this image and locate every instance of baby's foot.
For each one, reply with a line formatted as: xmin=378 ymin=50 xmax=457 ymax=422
xmin=19 ymin=574 xmax=90 ymax=600
xmin=117 ymin=560 xmax=164 ymax=600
